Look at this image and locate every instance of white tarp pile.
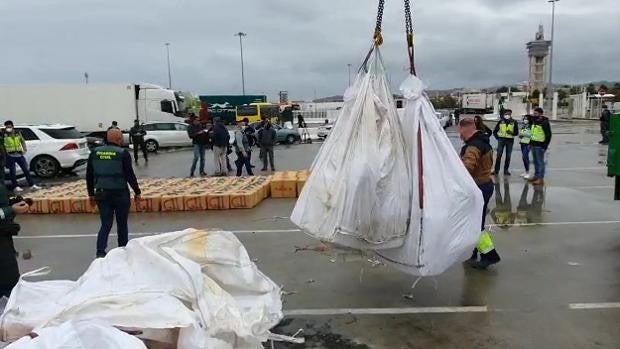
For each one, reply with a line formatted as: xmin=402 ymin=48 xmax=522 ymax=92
xmin=0 ymin=229 xmax=283 ymax=349
xmin=291 ymin=48 xmax=484 ymax=276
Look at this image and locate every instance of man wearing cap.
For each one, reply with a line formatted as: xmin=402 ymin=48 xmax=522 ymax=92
xmin=86 ymin=128 xmax=141 ymax=258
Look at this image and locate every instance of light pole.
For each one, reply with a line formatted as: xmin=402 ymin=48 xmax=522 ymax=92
xmin=165 ymin=43 xmax=172 ymax=89
xmin=347 ymin=63 xmax=352 ymax=86
xmin=235 ymin=32 xmax=247 ymax=95
xmin=547 ymin=0 xmax=559 ymax=95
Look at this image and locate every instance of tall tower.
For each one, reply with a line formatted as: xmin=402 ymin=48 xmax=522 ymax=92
xmin=526 ymin=25 xmax=552 ymax=94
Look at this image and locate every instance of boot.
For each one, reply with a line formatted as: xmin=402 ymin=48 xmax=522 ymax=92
xmin=531 ymin=178 xmax=545 ymax=186
xmin=472 ymin=249 xmax=500 ymax=270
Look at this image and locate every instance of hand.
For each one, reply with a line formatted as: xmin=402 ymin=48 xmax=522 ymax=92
xmin=242 ymin=151 xmax=248 ymax=158
xmin=134 ymin=195 xmax=141 ymax=204
xmin=11 ymin=201 xmax=29 ymax=214
xmin=89 ymin=196 xmax=96 ymax=208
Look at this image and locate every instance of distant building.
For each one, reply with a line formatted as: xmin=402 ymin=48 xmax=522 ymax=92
xmin=526 ymin=25 xmax=552 ymax=94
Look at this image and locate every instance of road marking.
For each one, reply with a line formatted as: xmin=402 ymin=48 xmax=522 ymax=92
xmin=569 ymin=303 xmax=620 ymax=310
xmin=284 ymin=306 xmax=488 ymax=316
xmin=489 ymin=220 xmax=620 ymax=228
xmin=15 ymin=229 xmax=303 ymax=240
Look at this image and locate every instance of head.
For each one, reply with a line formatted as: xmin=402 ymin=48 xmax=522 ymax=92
xmin=533 ymin=107 xmax=544 ymax=118
xmin=473 ymin=115 xmax=483 ymax=127
xmin=503 ymin=109 xmax=513 ymax=119
xmin=191 ymin=117 xmax=200 ymax=125
xmin=265 ymin=120 xmax=272 ymax=129
xmin=602 ymin=104 xmax=608 ymax=110
xmin=214 ymin=117 xmax=223 ymax=125
xmin=523 ymin=115 xmax=532 ymax=124
xmin=112 ymin=121 xmax=118 ymax=127
xmin=134 ymin=119 xmax=140 ymax=126
xmin=4 ymin=120 xmax=14 ymax=133
xmin=458 ymin=118 xmax=477 ymax=141
xmin=106 ymin=128 xmax=123 ymax=146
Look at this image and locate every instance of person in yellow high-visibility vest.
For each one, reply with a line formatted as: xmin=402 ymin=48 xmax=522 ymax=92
xmin=3 ymin=121 xmax=40 ymax=193
xmin=492 ymin=109 xmax=519 ymax=176
xmin=459 ymin=118 xmax=501 ymax=269
xmin=528 ymin=108 xmax=552 ymax=186
xmin=518 ymin=115 xmax=533 ymax=179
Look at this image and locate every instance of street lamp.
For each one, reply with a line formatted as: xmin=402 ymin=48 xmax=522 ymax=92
xmin=547 ymin=0 xmax=559 ymax=94
xmin=347 ymin=63 xmax=352 ymax=86
xmin=165 ymin=43 xmax=172 ymax=89
xmin=235 ymin=32 xmax=247 ymax=95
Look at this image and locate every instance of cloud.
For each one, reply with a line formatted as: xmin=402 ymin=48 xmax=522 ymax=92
xmin=0 ymin=0 xmax=617 ymax=100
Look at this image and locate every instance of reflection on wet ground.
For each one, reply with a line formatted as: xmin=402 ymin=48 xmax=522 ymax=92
xmin=489 ymin=179 xmax=546 ymax=229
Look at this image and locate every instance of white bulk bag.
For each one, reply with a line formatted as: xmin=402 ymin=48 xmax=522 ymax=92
xmin=1 ymin=229 xmax=282 ymax=349
xmin=377 ymin=75 xmax=484 ymax=276
xmin=291 ymin=48 xmax=411 ymax=250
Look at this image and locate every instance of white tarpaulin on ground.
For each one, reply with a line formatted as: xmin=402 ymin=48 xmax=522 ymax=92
xmin=291 ymin=48 xmax=411 ymax=250
xmin=291 ymin=48 xmax=484 ymax=276
xmin=5 ymin=320 xmax=147 ymax=349
xmin=0 ymin=229 xmax=282 ymax=349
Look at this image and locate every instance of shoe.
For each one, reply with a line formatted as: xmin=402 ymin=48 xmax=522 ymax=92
xmin=271 ymin=168 xmax=276 ymax=172
xmin=30 ymin=185 xmax=42 ymax=191
xmin=471 ymin=260 xmax=496 ymax=270
xmin=528 ymin=177 xmax=538 ymax=183
xmin=189 ymin=174 xmax=195 ymax=178
xmin=531 ymin=179 xmax=545 ymax=186
xmin=504 ymin=172 xmax=511 ymax=176
xmin=261 ymin=168 xmax=267 ymax=171
xmin=200 ymin=172 xmax=207 ymax=176
xmin=520 ymin=172 xmax=528 ymax=178
xmin=14 ymin=186 xmax=23 ymax=193
xmin=96 ymin=252 xmax=106 ymax=258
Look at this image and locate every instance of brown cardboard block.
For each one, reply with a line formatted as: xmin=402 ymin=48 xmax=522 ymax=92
xmin=206 ymin=192 xmax=230 ymax=210
xmin=183 ymin=193 xmax=207 ymax=211
xmin=297 ymin=178 xmax=307 ymax=196
xmin=161 ymin=195 xmax=184 ymax=212
xmin=28 ymin=198 xmax=49 ymax=214
xmin=131 ymin=196 xmax=161 ymax=213
xmin=70 ymin=198 xmax=95 ymax=213
xmin=229 ymin=191 xmax=259 ymax=209
xmin=48 ymin=198 xmax=72 ymax=214
xmin=271 ymin=179 xmax=297 ymax=198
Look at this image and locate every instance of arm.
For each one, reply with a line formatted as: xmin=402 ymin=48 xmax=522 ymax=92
xmin=492 ymin=122 xmax=500 ymax=138
xmin=461 ymin=146 xmax=482 ymax=176
xmin=20 ymin=134 xmax=27 ymax=152
xmin=235 ymin=132 xmax=246 ymax=152
xmin=512 ymin=121 xmax=519 ymax=136
xmin=86 ymin=153 xmax=95 ymax=197
xmin=543 ymin=121 xmax=552 ymax=149
xmin=0 ymin=206 xmax=15 ymax=221
xmin=122 ymin=151 xmax=141 ymax=196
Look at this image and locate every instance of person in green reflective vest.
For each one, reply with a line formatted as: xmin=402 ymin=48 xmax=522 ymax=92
xmin=492 ymin=109 xmax=519 ymax=176
xmin=458 ymin=118 xmax=501 ymax=270
xmin=518 ymin=115 xmax=533 ymax=179
xmin=86 ymin=129 xmax=141 ymax=258
xmin=3 ymin=121 xmax=40 ymax=193
xmin=528 ymin=107 xmax=552 ymax=186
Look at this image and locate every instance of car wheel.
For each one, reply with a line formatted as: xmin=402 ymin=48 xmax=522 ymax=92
xmin=31 ymin=155 xmax=60 ymax=178
xmin=286 ymin=135 xmax=296 ymax=144
xmin=145 ymin=140 xmax=159 ymax=153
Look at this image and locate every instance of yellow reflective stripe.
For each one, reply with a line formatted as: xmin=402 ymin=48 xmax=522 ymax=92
xmin=498 ymin=123 xmax=515 ymax=138
xmin=477 ymin=231 xmax=495 ymax=254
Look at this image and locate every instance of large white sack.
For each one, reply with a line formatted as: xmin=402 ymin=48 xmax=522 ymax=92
xmin=0 ymin=229 xmax=282 ymax=349
xmin=376 ymin=75 xmax=484 ymax=276
xmin=291 ymin=48 xmax=411 ymax=249
xmin=5 ymin=320 xmax=147 ymax=349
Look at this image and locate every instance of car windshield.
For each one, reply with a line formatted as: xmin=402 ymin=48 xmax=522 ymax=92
xmin=237 ymin=105 xmax=258 ymax=116
xmin=40 ymin=127 xmax=83 ymax=139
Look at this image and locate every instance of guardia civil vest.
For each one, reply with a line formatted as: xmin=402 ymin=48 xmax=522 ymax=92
xmin=531 ymin=125 xmax=546 ymax=143
xmin=497 ymin=121 xmax=515 ymax=139
xmin=4 ymin=134 xmax=23 ymax=153
xmin=92 ymin=145 xmax=127 ymax=191
xmin=519 ymin=126 xmax=531 ymax=144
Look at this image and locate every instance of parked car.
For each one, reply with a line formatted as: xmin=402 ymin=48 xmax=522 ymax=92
xmin=142 ymin=122 xmax=191 ymax=152
xmin=318 ymin=124 xmax=333 ymax=139
xmin=248 ymin=122 xmax=301 ymax=144
xmin=3 ymin=124 xmax=90 ymax=178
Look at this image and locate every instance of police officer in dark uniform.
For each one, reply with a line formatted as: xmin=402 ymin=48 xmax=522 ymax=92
xmin=129 ymin=119 xmax=148 ymax=164
xmin=0 ymin=144 xmax=30 ymax=296
xmin=87 ymin=128 xmax=141 ymax=258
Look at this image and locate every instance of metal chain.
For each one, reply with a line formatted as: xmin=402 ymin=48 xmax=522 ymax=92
xmin=404 ymin=0 xmax=417 ymax=75
xmin=373 ymin=0 xmax=385 ymax=46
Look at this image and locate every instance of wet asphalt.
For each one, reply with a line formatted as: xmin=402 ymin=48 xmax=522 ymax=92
xmin=12 ymin=121 xmax=620 ymax=348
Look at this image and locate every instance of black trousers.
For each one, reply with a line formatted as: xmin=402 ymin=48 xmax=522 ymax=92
xmin=133 ymin=139 xmax=148 ymax=161
xmin=235 ymin=151 xmax=254 ymax=176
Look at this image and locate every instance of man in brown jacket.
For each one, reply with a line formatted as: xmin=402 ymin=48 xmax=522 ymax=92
xmin=459 ymin=118 xmax=501 ymax=269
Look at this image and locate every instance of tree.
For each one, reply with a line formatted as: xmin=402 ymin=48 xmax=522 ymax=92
xmin=569 ymin=86 xmax=581 ymax=95
xmin=443 ymin=95 xmax=458 ymax=109
xmin=531 ymin=89 xmax=540 ymax=99
xmin=599 ymin=84 xmax=609 ymax=92
xmin=586 ymin=83 xmax=596 ymax=94
xmin=496 ymin=86 xmax=509 ymax=93
xmin=557 ymin=89 xmax=568 ymax=101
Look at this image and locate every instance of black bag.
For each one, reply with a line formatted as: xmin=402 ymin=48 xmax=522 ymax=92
xmin=0 ymin=223 xmax=20 ymax=237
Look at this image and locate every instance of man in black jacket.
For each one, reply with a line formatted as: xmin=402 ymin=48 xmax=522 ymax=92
xmin=0 ymin=150 xmax=30 ymax=297
xmin=258 ymin=120 xmax=277 ymax=171
xmin=492 ymin=109 xmax=519 ymax=176
xmin=129 ymin=120 xmax=148 ymax=164
xmin=212 ymin=118 xmax=230 ymax=176
xmin=528 ymin=107 xmax=553 ymax=186
xmin=187 ymin=117 xmax=208 ymax=176
xmin=600 ymin=105 xmax=611 ymax=144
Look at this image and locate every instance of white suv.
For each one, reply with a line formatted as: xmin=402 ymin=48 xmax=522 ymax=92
xmin=7 ymin=124 xmax=90 ymax=178
xmin=142 ymin=122 xmax=192 ymax=152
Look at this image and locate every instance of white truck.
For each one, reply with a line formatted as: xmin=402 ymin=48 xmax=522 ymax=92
xmin=0 ymin=83 xmax=185 ymax=141
xmin=461 ymin=93 xmax=494 ymax=115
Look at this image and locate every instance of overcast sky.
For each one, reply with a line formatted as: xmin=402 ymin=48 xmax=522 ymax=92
xmin=0 ymin=0 xmax=618 ymax=101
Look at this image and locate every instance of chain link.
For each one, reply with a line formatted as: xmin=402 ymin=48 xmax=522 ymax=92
xmin=404 ymin=0 xmax=413 ymax=35
xmin=404 ymin=0 xmax=417 ymax=75
xmin=375 ymin=0 xmax=385 ymax=34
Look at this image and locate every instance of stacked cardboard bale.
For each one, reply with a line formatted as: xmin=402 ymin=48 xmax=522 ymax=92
xmin=26 ymin=172 xmax=309 ymax=214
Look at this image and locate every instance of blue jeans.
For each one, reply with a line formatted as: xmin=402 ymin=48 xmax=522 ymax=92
xmin=520 ymin=144 xmax=530 ymax=172
xmin=531 ymin=146 xmax=546 ymax=179
xmin=494 ymin=138 xmax=514 ymax=174
xmin=96 ymin=190 xmax=130 ymax=256
xmin=6 ymin=155 xmax=34 ymax=187
xmin=190 ymin=144 xmax=206 ymax=175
